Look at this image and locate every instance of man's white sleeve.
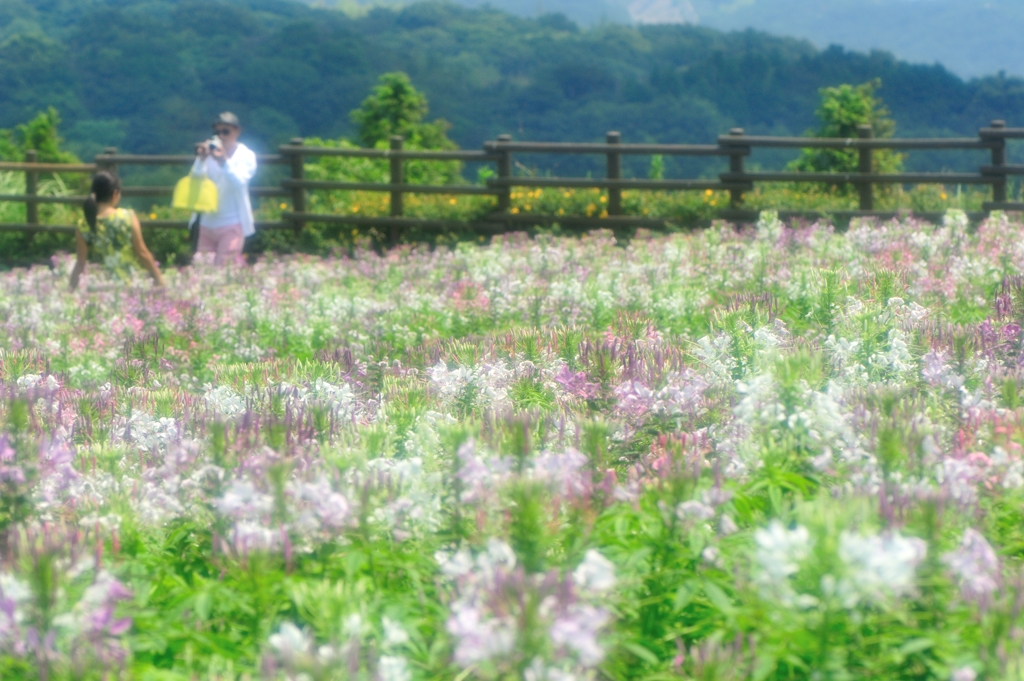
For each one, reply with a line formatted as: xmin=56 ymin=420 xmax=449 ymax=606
xmin=223 ymin=148 xmax=257 ymax=189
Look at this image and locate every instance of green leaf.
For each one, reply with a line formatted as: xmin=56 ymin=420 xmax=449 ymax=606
xmin=897 ymin=637 xmax=934 ymax=658
xmin=193 ymin=591 xmax=212 ymax=622
xmin=703 ymin=580 xmax=735 ymax=617
xmin=622 ymin=642 xmax=661 ymax=666
xmin=673 ymin=583 xmax=695 ymax=613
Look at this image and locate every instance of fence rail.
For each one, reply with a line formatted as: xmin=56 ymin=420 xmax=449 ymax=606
xmin=2 ymin=121 xmax=1024 ymax=242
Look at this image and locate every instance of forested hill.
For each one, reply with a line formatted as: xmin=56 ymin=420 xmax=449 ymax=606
xmin=2 ymin=0 xmax=1024 ymax=160
xmin=324 ymin=1 xmax=1024 ymax=80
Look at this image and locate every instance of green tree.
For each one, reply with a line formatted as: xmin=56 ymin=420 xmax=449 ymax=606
xmin=350 ymin=72 xmax=456 ymax=151
xmin=790 ymin=80 xmax=903 ymax=176
xmin=18 ymin=108 xmax=79 ymax=164
xmin=0 ymin=130 xmax=18 ymax=162
xmin=0 ymin=108 xmax=80 ymax=164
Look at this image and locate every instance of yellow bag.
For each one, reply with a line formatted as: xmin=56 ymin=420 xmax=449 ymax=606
xmin=172 ymin=175 xmax=218 ymax=212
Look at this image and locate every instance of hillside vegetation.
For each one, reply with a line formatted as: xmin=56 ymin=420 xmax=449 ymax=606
xmin=315 ymin=0 xmax=1024 ymax=79
xmin=2 ymin=0 xmax=1023 ymax=171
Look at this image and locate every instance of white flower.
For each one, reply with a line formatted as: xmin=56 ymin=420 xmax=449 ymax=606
xmin=203 ymin=384 xmax=247 ymax=418
xmin=838 ymin=530 xmax=926 ymax=606
xmin=435 ymin=548 xmax=475 ymax=578
xmin=702 ymin=546 xmax=722 ymax=567
xmin=572 ymin=550 xmax=616 ymax=593
xmin=215 ymin=480 xmax=273 ymax=519
xmin=480 ymin=538 xmax=517 ymax=575
xmin=16 ymin=374 xmax=41 ymax=389
xmin=269 ymin=622 xmax=311 ymax=662
xmin=950 ymin=667 xmax=977 ymax=681
xmin=382 ymin=616 xmax=410 ymax=648
xmin=756 ymin=210 xmax=784 ymax=243
xmin=755 ymin=520 xmax=811 ymax=583
xmin=343 ymin=613 xmax=364 ymax=639
xmin=378 ymin=655 xmax=412 ymax=681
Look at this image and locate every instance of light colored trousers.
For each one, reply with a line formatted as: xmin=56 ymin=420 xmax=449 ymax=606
xmin=197 ymin=223 xmax=244 ymax=265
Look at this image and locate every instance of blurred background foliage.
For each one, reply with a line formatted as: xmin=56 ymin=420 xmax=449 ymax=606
xmin=2 ymin=0 xmax=1023 ymax=266
xmin=1 ymin=0 xmax=1022 ymax=175
xmin=0 ymin=67 xmax=1016 ymax=268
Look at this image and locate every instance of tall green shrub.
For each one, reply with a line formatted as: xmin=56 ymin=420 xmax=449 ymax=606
xmin=789 ymin=80 xmax=903 ymax=176
xmin=0 ymin=108 xmax=80 ymax=164
xmin=350 ymin=72 xmax=456 ymax=151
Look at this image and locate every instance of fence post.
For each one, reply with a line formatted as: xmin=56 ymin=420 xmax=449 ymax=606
xmin=389 ymin=135 xmax=404 ymax=246
xmin=287 ymin=138 xmax=306 ymax=234
xmin=496 ymin=134 xmax=512 ymax=213
xmin=989 ymin=120 xmax=1007 ymax=204
xmin=857 ymin=124 xmax=874 ymax=211
xmin=24 ymin=150 xmax=38 ymax=227
xmin=606 ymin=131 xmax=622 ymax=216
xmin=728 ymin=128 xmax=746 ymax=208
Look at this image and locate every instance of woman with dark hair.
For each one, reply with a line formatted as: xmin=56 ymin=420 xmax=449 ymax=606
xmin=69 ymin=171 xmax=165 ymax=290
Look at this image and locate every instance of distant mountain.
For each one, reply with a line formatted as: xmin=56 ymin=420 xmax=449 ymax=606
xmin=313 ymin=0 xmax=632 ymax=24
xmin=310 ymin=0 xmax=1023 ymax=78
xmin=689 ymin=0 xmax=1024 ymax=79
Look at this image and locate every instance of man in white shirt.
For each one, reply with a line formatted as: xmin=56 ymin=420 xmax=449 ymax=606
xmin=192 ymin=112 xmax=257 ymax=265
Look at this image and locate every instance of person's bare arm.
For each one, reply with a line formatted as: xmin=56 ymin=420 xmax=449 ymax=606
xmin=129 ymin=211 xmax=165 ymax=287
xmin=69 ymin=230 xmax=88 ymax=290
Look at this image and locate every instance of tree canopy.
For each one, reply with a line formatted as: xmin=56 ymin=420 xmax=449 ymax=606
xmin=790 ymin=80 xmax=903 ymax=175
xmin=351 ymin=72 xmax=455 ymax=150
xmin=0 ymin=107 xmax=80 ymax=163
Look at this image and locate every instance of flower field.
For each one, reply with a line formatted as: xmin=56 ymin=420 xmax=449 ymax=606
xmin=2 ymin=210 xmax=1024 ymax=680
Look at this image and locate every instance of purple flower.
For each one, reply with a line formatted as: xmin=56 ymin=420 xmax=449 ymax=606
xmin=554 ymin=365 xmax=599 ymax=400
xmin=614 ymin=380 xmax=654 ymax=418
xmin=530 ymin=449 xmax=590 ymax=499
xmin=943 ymin=528 xmax=1000 ymax=607
xmin=549 ymin=604 xmax=610 ymax=666
xmin=447 ymin=603 xmax=516 ymax=666
xmin=0 ymin=465 xmax=26 ymax=485
xmin=676 ymin=500 xmax=715 ymax=522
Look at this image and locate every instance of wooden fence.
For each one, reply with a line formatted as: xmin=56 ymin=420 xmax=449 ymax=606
xmin=1 ymin=121 xmax=1023 ymax=240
